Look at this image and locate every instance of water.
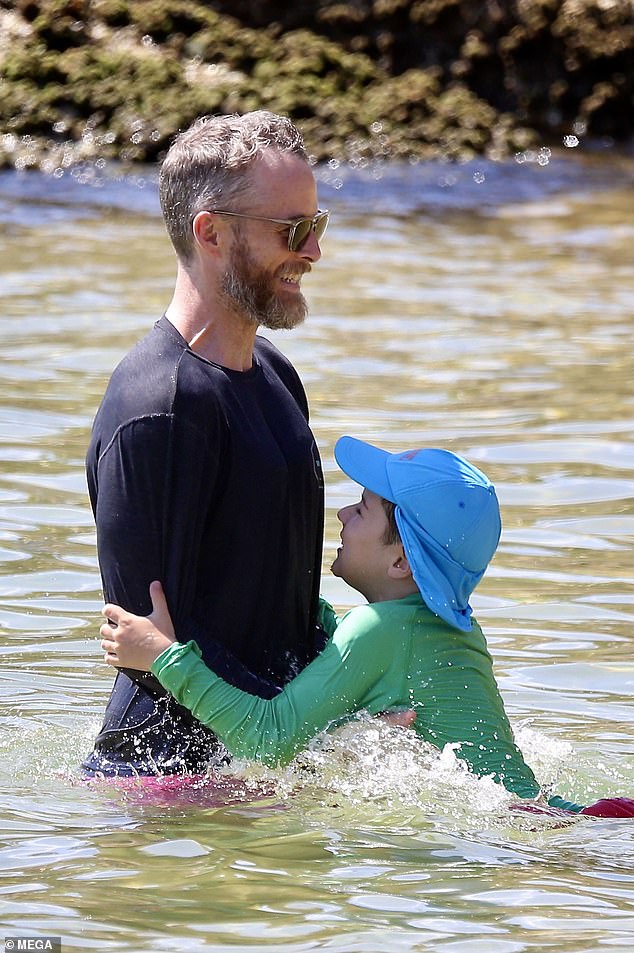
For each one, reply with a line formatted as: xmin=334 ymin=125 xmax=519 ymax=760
xmin=1 ymin=149 xmax=633 ymax=951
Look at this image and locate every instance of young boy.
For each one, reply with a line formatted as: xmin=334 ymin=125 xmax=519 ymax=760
xmin=100 ymin=437 xmax=632 ymax=816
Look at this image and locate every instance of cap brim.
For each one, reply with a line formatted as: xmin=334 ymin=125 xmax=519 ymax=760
xmin=334 ymin=436 xmax=394 ymax=501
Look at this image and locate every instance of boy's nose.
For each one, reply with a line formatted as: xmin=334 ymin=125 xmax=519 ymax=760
xmin=337 ymin=504 xmax=352 ymax=524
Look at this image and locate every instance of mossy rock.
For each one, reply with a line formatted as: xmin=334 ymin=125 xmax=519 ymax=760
xmin=29 ymin=0 xmax=91 ymax=50
xmin=184 ymin=22 xmax=275 ymax=71
xmin=110 ymin=0 xmax=218 ymax=42
xmin=0 ymin=0 xmax=632 ymax=168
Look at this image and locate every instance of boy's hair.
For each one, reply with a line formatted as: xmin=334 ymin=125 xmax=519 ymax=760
xmin=381 ymin=498 xmax=400 ymax=546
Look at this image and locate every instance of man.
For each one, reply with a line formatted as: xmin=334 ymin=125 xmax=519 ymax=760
xmin=82 ymin=111 xmax=330 ymax=776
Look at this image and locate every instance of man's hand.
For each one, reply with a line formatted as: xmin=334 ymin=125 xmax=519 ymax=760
xmin=100 ymin=581 xmax=177 ymax=671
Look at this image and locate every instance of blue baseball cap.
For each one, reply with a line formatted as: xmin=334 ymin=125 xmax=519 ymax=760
xmin=334 ymin=436 xmax=502 ymax=632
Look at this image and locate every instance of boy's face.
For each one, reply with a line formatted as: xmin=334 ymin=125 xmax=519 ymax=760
xmin=331 ymin=489 xmax=403 ymax=601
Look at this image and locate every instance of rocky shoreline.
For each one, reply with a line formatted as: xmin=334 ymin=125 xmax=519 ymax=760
xmin=0 ymin=0 xmax=632 ymax=171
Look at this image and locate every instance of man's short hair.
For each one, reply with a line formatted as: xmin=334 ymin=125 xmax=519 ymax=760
xmin=159 ymin=111 xmax=308 ymax=262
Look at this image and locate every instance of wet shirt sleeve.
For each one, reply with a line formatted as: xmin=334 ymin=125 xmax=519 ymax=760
xmin=93 ymin=412 xmax=282 ymax=698
xmin=93 ymin=413 xmax=213 ymax=616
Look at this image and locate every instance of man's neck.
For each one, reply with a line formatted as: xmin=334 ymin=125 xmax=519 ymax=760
xmin=165 ymin=267 xmax=258 ymax=372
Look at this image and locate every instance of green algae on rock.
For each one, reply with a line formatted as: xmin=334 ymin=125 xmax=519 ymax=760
xmin=0 ymin=0 xmax=631 ymax=170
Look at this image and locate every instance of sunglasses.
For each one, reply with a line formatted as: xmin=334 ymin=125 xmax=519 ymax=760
xmin=210 ymin=209 xmax=329 ymax=252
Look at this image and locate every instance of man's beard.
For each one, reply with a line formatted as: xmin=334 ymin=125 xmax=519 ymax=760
xmin=220 ymin=241 xmax=308 ymax=331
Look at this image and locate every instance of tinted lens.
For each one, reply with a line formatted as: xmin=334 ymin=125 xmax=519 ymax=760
xmin=288 ymin=211 xmax=329 ymax=251
xmin=288 ymin=218 xmax=312 ymax=251
xmin=313 ymin=211 xmax=329 ymax=243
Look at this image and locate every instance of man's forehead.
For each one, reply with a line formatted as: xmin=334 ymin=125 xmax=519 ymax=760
xmin=256 ymin=147 xmax=308 ymax=173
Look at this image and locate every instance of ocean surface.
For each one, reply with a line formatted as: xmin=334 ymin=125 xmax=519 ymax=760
xmin=0 ymin=146 xmax=633 ymax=952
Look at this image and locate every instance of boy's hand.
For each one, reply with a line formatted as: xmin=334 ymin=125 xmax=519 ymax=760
xmin=100 ymin=581 xmax=177 ymax=672
xmin=378 ymin=709 xmax=417 ymax=729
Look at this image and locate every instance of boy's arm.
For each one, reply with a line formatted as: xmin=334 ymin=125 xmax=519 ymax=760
xmin=103 ymin=593 xmax=385 ymax=766
xmin=152 ymin=619 xmax=385 ymax=764
xmin=318 ymin=597 xmax=339 ymax=638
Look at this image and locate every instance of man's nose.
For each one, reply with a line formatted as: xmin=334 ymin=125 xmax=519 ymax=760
xmin=298 ymin=228 xmax=322 ymax=263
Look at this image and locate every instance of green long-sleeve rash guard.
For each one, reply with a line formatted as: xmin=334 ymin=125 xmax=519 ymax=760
xmin=152 ymin=593 xmax=584 ymax=811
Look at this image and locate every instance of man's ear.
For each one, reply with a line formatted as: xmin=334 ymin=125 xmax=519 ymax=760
xmin=192 ymin=210 xmax=222 ymax=254
xmin=387 ymin=549 xmax=412 ymax=580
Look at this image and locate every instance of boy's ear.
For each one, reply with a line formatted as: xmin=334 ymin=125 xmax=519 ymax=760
xmin=387 ymin=549 xmax=412 ymax=580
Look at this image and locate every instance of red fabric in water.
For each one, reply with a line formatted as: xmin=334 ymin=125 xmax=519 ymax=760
xmin=580 ymin=797 xmax=634 ymax=818
xmin=85 ymin=773 xmax=278 ymax=807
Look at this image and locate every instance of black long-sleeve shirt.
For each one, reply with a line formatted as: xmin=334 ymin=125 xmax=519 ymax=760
xmin=82 ymin=316 xmax=324 ymax=775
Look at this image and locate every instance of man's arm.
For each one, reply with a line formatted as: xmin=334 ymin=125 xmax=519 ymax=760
xmin=93 ymin=415 xmax=207 ymax=611
xmin=94 ymin=414 xmax=282 ymax=698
